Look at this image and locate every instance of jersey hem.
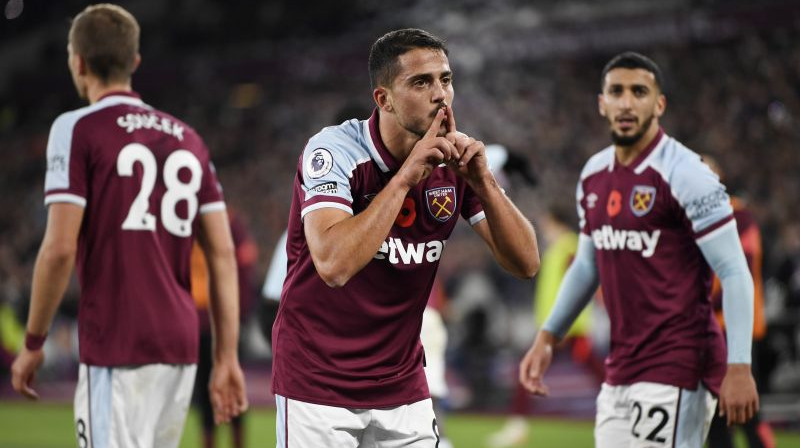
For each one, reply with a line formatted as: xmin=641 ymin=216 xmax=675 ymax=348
xmin=272 ymin=389 xmax=431 ymax=410
xmin=44 ymin=193 xmax=87 ymax=207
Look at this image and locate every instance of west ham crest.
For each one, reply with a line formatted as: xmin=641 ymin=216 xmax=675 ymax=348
xmin=425 ymin=187 xmax=456 ymax=222
xmin=630 ymin=185 xmax=656 ymax=217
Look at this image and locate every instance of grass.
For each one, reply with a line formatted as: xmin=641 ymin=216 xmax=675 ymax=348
xmin=0 ymin=401 xmax=797 ymax=447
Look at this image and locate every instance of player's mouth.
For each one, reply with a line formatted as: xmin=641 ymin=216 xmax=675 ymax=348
xmin=615 ymin=116 xmax=637 ymax=132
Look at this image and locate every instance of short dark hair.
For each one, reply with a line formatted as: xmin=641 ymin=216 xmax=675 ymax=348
xmin=368 ymin=28 xmax=448 ymax=89
xmin=600 ymin=51 xmax=663 ymax=92
xmin=69 ymin=4 xmax=140 ymax=84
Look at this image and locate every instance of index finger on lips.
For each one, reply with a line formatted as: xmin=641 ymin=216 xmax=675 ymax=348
xmin=424 ymin=108 xmax=445 ymax=139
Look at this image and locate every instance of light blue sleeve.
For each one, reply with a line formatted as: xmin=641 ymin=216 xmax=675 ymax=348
xmin=665 ymin=147 xmax=732 ymax=234
xmin=542 ymin=234 xmax=600 ymax=339
xmin=697 ymin=221 xmax=754 ymax=364
xmin=299 ymin=127 xmax=363 ymax=219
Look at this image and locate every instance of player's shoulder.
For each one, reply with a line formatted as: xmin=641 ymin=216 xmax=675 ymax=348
xmin=647 ymin=136 xmax=704 ymax=177
xmin=647 ymin=137 xmax=717 ymax=194
xmin=49 ymin=102 xmax=101 ymax=136
xmin=579 ymin=145 xmax=614 ymax=181
xmin=150 ymin=106 xmax=202 ymax=144
xmin=303 ymin=119 xmax=370 ymax=173
xmin=307 ymin=119 xmax=367 ymax=156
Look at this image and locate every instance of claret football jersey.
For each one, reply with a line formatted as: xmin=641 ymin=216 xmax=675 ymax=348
xmin=272 ymin=110 xmax=484 ymax=408
xmin=44 ymin=92 xmax=225 ymax=365
xmin=577 ymin=129 xmax=731 ymax=394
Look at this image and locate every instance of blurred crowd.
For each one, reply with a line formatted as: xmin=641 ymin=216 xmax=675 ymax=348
xmin=1 ymin=0 xmax=799 ymax=415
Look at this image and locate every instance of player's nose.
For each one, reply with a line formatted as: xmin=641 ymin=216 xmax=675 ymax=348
xmin=431 ymin=80 xmax=447 ymax=102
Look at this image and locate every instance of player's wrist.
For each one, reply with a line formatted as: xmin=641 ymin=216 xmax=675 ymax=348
xmin=536 ymin=330 xmax=559 ymax=348
xmin=24 ymin=331 xmax=48 ymax=351
xmin=468 ymin=172 xmax=501 ymax=197
xmin=726 ymin=363 xmax=751 ymax=373
xmin=388 ymin=174 xmax=413 ymax=193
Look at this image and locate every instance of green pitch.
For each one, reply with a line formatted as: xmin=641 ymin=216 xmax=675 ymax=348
xmin=0 ymin=401 xmax=797 ymax=447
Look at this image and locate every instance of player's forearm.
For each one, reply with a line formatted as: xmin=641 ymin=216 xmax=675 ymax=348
xmin=206 ymin=247 xmax=240 ymax=361
xmin=472 ymin=176 xmax=539 ymax=278
xmin=311 ymin=177 xmax=410 ymax=287
xmin=698 ymin=222 xmax=754 ymax=364
xmin=26 ymin=243 xmax=76 ymax=336
xmin=542 ymin=236 xmax=599 ymax=339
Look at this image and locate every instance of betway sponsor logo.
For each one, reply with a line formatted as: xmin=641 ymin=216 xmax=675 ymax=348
xmin=374 ymin=238 xmax=447 ymax=265
xmin=591 ymin=225 xmax=660 ymax=258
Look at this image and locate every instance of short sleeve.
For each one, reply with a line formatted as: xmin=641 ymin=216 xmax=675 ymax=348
xmin=198 ymin=151 xmax=226 ymax=214
xmin=669 ymin=153 xmax=733 ymax=238
xmin=299 ymin=142 xmax=358 ymax=220
xmin=44 ymin=112 xmax=88 ymax=207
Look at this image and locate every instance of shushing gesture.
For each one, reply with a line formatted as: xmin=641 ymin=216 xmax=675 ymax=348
xmin=396 ymin=104 xmax=493 ymax=190
xmin=442 ymin=106 xmax=491 ymax=187
xmin=395 ymin=107 xmax=459 ymax=189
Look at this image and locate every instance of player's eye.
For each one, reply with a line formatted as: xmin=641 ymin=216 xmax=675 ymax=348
xmin=412 ymin=78 xmax=429 ymax=87
xmin=633 ymin=86 xmax=648 ymax=97
xmin=441 ymin=76 xmax=452 ymax=85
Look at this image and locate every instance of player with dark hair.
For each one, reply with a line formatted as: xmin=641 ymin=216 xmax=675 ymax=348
xmin=272 ymin=28 xmax=539 ymax=447
xmin=520 ymin=51 xmax=759 ymax=447
xmin=10 ymin=4 xmax=247 ymax=447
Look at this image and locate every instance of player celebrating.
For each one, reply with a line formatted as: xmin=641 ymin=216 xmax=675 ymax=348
xmin=272 ymin=28 xmax=539 ymax=447
xmin=519 ymin=52 xmax=759 ymax=447
xmin=10 ymin=5 xmax=247 ymax=448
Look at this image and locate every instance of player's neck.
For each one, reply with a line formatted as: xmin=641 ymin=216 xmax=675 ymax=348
xmin=378 ymin=113 xmax=417 ymax=163
xmin=614 ymin=122 xmax=660 ymax=166
xmin=86 ymin=79 xmax=133 ymax=105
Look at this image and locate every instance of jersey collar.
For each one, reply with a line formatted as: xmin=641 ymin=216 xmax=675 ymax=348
xmin=365 ymin=109 xmax=401 ymax=173
xmin=94 ymin=90 xmax=149 ymax=109
xmin=97 ymin=90 xmax=141 ymax=101
xmin=609 ymin=127 xmax=666 ymax=173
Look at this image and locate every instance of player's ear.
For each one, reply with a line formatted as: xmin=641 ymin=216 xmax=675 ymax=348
xmin=373 ymin=87 xmax=393 ymax=113
xmin=654 ymin=93 xmax=666 ymax=118
xmin=597 ymin=93 xmax=607 ymax=117
xmin=132 ymin=53 xmax=142 ymax=74
xmin=76 ymin=54 xmax=88 ymax=76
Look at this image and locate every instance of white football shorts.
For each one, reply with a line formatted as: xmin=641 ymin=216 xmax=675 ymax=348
xmin=74 ymin=363 xmax=196 ymax=448
xmin=275 ymin=395 xmax=440 ymax=448
xmin=595 ymin=381 xmax=716 ymax=448
xmin=421 ymin=307 xmax=448 ymax=398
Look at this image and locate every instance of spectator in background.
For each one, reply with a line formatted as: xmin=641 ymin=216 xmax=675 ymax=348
xmin=192 ymin=211 xmax=258 ymax=448
xmin=704 ymin=154 xmax=775 ymax=448
xmin=259 ymin=229 xmax=287 ymax=347
xmin=0 ymin=298 xmax=24 ymax=381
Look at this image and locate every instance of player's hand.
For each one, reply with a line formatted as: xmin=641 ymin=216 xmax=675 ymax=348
xmin=395 ymin=107 xmax=459 ymax=189
xmin=11 ymin=347 xmax=44 ymax=400
xmin=442 ymin=106 xmax=491 ymax=187
xmin=519 ymin=331 xmax=556 ymax=396
xmin=718 ymin=363 xmax=759 ymax=426
xmin=209 ymin=358 xmax=249 ymax=424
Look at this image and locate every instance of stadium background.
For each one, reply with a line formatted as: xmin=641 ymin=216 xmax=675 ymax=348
xmin=1 ymin=0 xmax=799 ymax=446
